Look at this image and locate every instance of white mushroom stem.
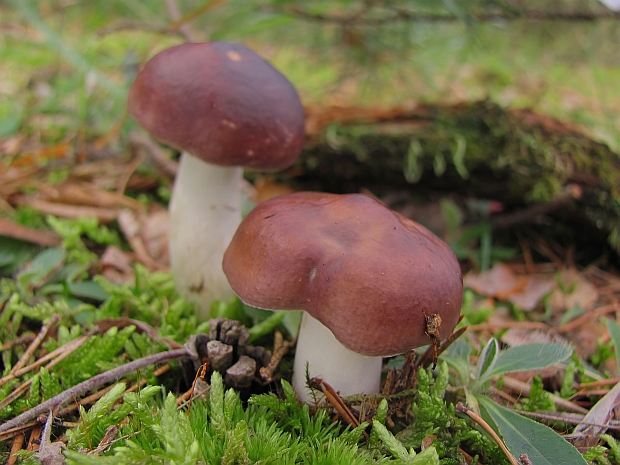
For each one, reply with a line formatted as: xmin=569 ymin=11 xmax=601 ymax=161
xmin=292 ymin=312 xmax=383 ymax=403
xmin=168 ymin=152 xmax=242 ymax=318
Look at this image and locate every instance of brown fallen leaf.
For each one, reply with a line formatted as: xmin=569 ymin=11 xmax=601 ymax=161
xmin=507 ymin=275 xmax=555 ymax=311
xmin=34 ymin=411 xmax=65 ymax=465
xmin=549 ymin=268 xmax=599 ymax=314
xmin=117 ymin=209 xmax=167 ymax=271
xmin=464 ymin=263 xmax=529 ymax=300
xmin=568 ymin=380 xmax=620 ymax=448
xmin=100 ymin=246 xmax=135 ymax=284
xmin=139 ymin=207 xmax=169 ymax=267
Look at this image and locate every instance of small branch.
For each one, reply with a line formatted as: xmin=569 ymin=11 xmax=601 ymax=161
xmin=129 ymin=132 xmax=178 ymax=179
xmin=456 ymin=402 xmax=520 ymax=465
xmin=502 ymin=376 xmax=588 ymax=414
xmin=97 ymin=20 xmax=187 ymax=38
xmin=491 ymin=184 xmax=582 ymax=228
xmin=414 ymin=324 xmax=468 ymax=371
xmin=163 ymin=0 xmax=196 ymax=41
xmin=1 ymin=333 xmax=36 ymax=352
xmin=311 ymin=377 xmax=369 ymax=440
xmin=0 ymin=334 xmax=91 ymax=388
xmin=0 ymin=219 xmax=61 ymax=247
xmin=0 ymin=347 xmax=193 ymax=434
xmin=259 ymin=331 xmax=295 ymax=383
xmin=262 ymin=4 xmax=620 ymax=26
xmin=10 ymin=315 xmax=60 ymax=376
xmin=511 ymin=409 xmax=620 ymax=430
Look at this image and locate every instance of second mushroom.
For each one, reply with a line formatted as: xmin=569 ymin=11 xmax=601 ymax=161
xmin=223 ymin=192 xmax=463 ymax=402
xmin=128 ymin=42 xmax=305 ymax=317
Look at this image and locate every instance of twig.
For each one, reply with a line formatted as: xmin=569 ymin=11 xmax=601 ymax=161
xmin=414 ymin=325 xmax=467 ymax=371
xmin=512 ymin=409 xmax=620 ymax=430
xmin=0 ymin=347 xmax=193 ymax=433
xmin=88 ymin=425 xmax=119 ymax=456
xmin=97 ymin=20 xmax=187 ymax=37
xmin=116 ymin=152 xmax=145 ymax=195
xmin=0 ymin=335 xmax=92 ymax=408
xmin=7 ymin=432 xmax=25 ymax=465
xmin=259 ymin=331 xmax=295 ymax=383
xmin=311 ymin=377 xmax=368 ymax=439
xmin=0 ymin=334 xmax=91 ymax=388
xmin=129 ymin=132 xmax=178 ymax=178
xmin=0 ymin=218 xmax=61 ymax=247
xmin=168 ymin=0 xmax=229 ymax=34
xmin=186 ymin=363 xmax=208 ymax=417
xmin=1 ymin=333 xmax=36 ymax=351
xmin=163 ymin=0 xmax=196 ymax=41
xmin=10 ymin=315 xmax=60 ymax=376
xmin=468 ymin=321 xmax=550 ymax=333
xmin=456 ymin=402 xmax=520 ymax=465
xmin=557 ymin=303 xmax=620 ymax=332
xmin=0 ymin=422 xmax=39 ymax=442
xmin=15 ymin=197 xmax=118 ymax=224
xmin=491 ymin=184 xmax=581 ymax=228
xmin=263 ymin=4 xmax=620 ymax=26
xmin=502 ymin=376 xmax=588 ymax=414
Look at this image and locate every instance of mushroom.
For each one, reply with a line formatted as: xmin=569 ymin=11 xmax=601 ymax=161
xmin=127 ymin=42 xmax=305 ymax=316
xmin=222 ymin=192 xmax=463 ymax=402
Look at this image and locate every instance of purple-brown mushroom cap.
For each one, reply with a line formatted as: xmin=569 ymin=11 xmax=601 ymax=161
xmin=128 ymin=42 xmax=305 ymax=170
xmin=223 ymin=192 xmax=464 ymax=357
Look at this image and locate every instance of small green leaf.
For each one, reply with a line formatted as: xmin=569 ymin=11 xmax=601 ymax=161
xmin=67 ymin=281 xmax=110 ymax=301
xmin=404 ymin=138 xmax=423 ymax=183
xmin=605 ymin=319 xmax=620 ymax=373
xmin=478 ymin=396 xmax=587 ymax=465
xmin=247 ymin=310 xmax=286 ymax=342
xmin=487 ymin=343 xmax=572 ymax=378
xmin=372 ymin=421 xmax=412 ymax=461
xmin=474 ymin=337 xmax=499 ymax=381
xmin=370 ymin=398 xmax=389 ymax=446
xmin=17 ymin=247 xmax=66 ymax=289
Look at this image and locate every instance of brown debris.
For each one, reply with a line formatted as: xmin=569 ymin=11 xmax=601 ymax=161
xmin=117 ymin=209 xmax=167 ymax=271
xmin=15 ymin=197 xmax=119 ymax=223
xmin=0 ymin=218 xmax=61 ymax=247
xmin=259 ymin=331 xmax=295 ymax=383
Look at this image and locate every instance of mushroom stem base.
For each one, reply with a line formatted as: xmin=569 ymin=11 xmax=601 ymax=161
xmin=169 ymin=153 xmax=242 ymax=318
xmin=292 ymin=313 xmax=383 ymax=403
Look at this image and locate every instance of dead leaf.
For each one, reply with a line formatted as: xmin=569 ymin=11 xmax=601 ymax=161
xmin=464 ymin=263 xmax=529 ymax=300
xmin=100 ymin=246 xmax=135 ymax=284
xmin=569 ymin=380 xmax=620 ymax=448
xmin=549 ymin=268 xmax=599 ymax=313
xmin=118 ymin=209 xmax=167 ymax=271
xmin=34 ymin=411 xmax=66 ymax=465
xmin=139 ymin=208 xmax=169 ymax=267
xmin=507 ymin=276 xmax=555 ymax=311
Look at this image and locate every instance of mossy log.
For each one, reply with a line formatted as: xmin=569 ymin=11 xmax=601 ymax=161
xmin=279 ymin=101 xmax=620 ymax=253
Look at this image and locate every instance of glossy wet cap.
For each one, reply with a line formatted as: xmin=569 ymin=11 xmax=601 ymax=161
xmin=128 ymin=42 xmax=305 ymax=170
xmin=223 ymin=192 xmax=463 ymax=356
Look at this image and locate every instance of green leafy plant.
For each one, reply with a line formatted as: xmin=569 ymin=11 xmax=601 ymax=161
xmin=442 ymin=337 xmax=584 ymax=464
